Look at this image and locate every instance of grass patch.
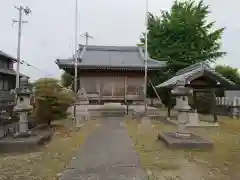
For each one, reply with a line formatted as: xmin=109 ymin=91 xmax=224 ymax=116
xmin=125 ymin=116 xmax=240 ymax=180
xmin=126 ymin=119 xmax=182 ymax=172
xmin=0 ymin=119 xmax=100 ymax=180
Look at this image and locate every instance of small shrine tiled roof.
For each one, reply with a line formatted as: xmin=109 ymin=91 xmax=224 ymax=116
xmin=156 ymin=62 xmax=235 ymax=88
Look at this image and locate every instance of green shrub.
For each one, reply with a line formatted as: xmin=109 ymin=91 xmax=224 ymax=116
xmin=34 ymin=78 xmax=74 ymax=125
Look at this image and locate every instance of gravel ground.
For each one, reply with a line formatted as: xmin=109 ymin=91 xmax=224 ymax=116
xmin=125 ymin=116 xmax=240 ymax=180
xmin=0 ymin=119 xmax=99 ymax=180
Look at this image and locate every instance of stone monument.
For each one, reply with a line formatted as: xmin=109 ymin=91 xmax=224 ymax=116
xmin=14 ymin=77 xmax=33 ymax=137
xmin=133 ymin=86 xmax=147 ymax=120
xmin=158 ymin=80 xmax=214 ymax=149
xmin=186 ymin=110 xmax=200 ymax=126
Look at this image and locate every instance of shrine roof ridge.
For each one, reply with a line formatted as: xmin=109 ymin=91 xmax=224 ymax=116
xmin=78 ymin=45 xmax=140 ymax=52
xmin=55 ymin=45 xmax=166 ymax=70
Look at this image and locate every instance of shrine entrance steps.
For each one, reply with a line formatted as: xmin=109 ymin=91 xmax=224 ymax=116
xmin=70 ymin=104 xmax=162 ymax=119
xmin=102 ymin=109 xmax=126 ymax=118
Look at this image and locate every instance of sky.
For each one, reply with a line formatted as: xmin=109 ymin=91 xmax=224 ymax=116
xmin=0 ymin=0 xmax=239 ymax=81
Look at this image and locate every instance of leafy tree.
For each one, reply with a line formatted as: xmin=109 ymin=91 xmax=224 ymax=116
xmin=141 ymin=0 xmax=226 ymax=77
xmin=215 ymin=65 xmax=240 ymax=84
xmin=61 ymin=72 xmax=73 ymax=88
xmin=34 ymin=78 xmax=74 ymax=125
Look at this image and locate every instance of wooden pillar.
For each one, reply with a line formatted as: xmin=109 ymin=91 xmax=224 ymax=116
xmin=97 ymin=80 xmax=101 ymax=104
xmin=193 ymin=90 xmax=197 ymax=110
xmin=167 ymin=89 xmax=172 ymax=118
xmin=112 ymin=76 xmax=115 ymax=97
xmin=211 ymin=89 xmax=218 ymax=123
xmin=78 ymin=77 xmax=81 ymax=92
xmin=124 ymin=76 xmax=127 ymax=104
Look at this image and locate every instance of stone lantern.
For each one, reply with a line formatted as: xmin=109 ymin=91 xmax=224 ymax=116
xmin=171 ymin=79 xmax=193 ymax=137
xmin=14 ymin=77 xmax=33 ymax=136
xmin=158 ymin=79 xmax=214 ymax=150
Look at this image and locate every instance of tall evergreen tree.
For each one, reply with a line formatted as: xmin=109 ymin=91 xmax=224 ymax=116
xmin=61 ymin=72 xmax=73 ymax=88
xmin=215 ymin=65 xmax=240 ymax=84
xmin=141 ymin=0 xmax=226 ymax=76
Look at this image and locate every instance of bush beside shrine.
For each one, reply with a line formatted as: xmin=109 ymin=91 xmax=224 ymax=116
xmin=33 ymin=78 xmax=75 ymax=125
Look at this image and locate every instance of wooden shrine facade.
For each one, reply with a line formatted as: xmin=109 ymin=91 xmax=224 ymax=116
xmin=78 ymin=71 xmax=150 ymax=102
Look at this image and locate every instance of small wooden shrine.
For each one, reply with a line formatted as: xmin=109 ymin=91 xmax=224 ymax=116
xmin=156 ymin=62 xmax=235 ymax=121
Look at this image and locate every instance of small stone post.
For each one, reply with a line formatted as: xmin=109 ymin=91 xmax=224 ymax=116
xmin=14 ymin=77 xmax=33 ymax=137
xmin=75 ymin=88 xmax=90 ymax=127
xmin=232 ymin=97 xmax=240 ymax=119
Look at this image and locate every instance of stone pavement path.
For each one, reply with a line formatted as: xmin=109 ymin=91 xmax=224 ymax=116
xmin=60 ymin=118 xmax=146 ymax=180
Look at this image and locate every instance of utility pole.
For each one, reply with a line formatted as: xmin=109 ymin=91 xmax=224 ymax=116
xmin=144 ymin=0 xmax=149 ymax=116
xmin=73 ymin=0 xmax=79 ymax=121
xmin=12 ymin=5 xmax=31 ymax=89
xmin=70 ymin=32 xmax=93 ymax=92
xmin=80 ymin=32 xmax=93 ymax=46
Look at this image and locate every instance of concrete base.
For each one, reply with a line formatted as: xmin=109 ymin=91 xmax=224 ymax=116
xmin=0 ymin=128 xmax=53 ymax=153
xmin=186 ymin=122 xmax=220 ymax=127
xmin=0 ymin=128 xmax=5 ymax=139
xmin=103 ymin=103 xmax=123 ymax=109
xmin=137 ymin=116 xmax=152 ymax=132
xmin=158 ymin=132 xmax=214 ymax=150
xmin=164 ymin=118 xmax=220 ymax=128
xmin=162 ymin=117 xmax=178 ymax=125
xmin=76 ymin=122 xmax=84 ymax=128
xmin=14 ymin=131 xmax=35 ymax=138
xmin=76 ymin=101 xmax=89 ymax=105
xmin=141 ymin=116 xmax=151 ymax=126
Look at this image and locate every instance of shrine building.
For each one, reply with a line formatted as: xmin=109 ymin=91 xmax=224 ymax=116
xmin=56 ymin=45 xmax=166 ymax=103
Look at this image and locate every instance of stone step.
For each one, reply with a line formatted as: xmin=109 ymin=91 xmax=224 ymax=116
xmin=147 ymin=110 xmax=161 ymax=116
xmin=102 ymin=110 xmax=126 ymax=117
xmin=86 ymin=110 xmax=126 ymax=118
xmin=133 ymin=109 xmax=161 ymax=117
xmin=102 ymin=112 xmax=126 ymax=117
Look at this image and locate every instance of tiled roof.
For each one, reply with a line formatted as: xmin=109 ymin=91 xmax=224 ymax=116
xmin=0 ymin=51 xmax=28 ymax=77
xmin=0 ymin=68 xmax=28 ymax=77
xmin=0 ymin=69 xmax=16 ymax=75
xmin=56 ymin=45 xmax=166 ymax=70
xmin=156 ymin=62 xmax=234 ymax=88
xmin=0 ymin=51 xmax=17 ymax=62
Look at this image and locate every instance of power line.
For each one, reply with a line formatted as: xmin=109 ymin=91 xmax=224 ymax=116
xmin=18 ymin=60 xmax=71 ymax=90
xmin=19 ymin=60 xmax=55 ymax=78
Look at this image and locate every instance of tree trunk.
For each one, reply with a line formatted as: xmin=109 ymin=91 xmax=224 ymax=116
xmin=36 ymin=99 xmax=52 ymax=125
xmin=167 ymin=90 xmax=172 ymax=118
